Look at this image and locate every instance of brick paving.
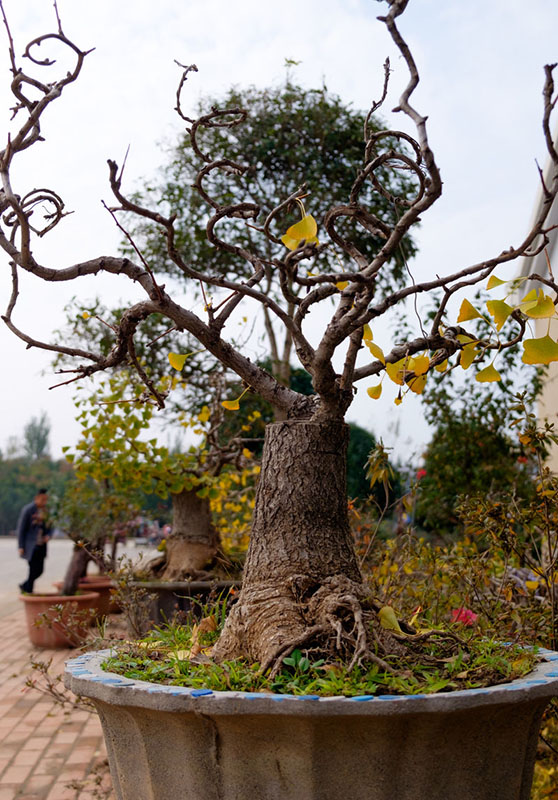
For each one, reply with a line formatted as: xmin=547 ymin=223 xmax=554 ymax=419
xmin=0 ymin=607 xmax=113 ymax=800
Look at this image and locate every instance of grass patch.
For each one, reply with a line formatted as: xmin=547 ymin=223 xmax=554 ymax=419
xmin=102 ymin=614 xmax=537 ymax=698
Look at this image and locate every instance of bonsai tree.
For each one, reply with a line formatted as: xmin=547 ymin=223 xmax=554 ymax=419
xmin=2 ymin=0 xmax=558 ymax=674
xmin=68 ymin=371 xmax=259 ymax=578
xmin=54 ymin=475 xmax=136 ymax=595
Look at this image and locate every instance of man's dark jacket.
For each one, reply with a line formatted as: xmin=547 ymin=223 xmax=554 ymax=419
xmin=17 ymin=503 xmax=50 ymax=561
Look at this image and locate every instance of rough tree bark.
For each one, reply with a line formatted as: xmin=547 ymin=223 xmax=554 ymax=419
xmin=213 ymin=418 xmax=364 ymax=667
xmin=158 ymin=488 xmax=221 ymax=580
xmin=61 ymin=545 xmax=91 ymax=596
xmin=61 ymin=540 xmax=107 ymax=595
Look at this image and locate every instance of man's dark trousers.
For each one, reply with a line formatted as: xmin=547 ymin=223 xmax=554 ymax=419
xmin=20 ymin=543 xmax=47 ymax=593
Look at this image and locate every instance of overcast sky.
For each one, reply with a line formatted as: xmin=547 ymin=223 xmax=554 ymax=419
xmin=0 ymin=0 xmax=557 ymax=464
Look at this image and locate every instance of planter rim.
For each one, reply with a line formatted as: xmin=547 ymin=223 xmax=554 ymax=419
xmin=64 ymin=646 xmax=558 ymax=717
xmin=21 ymin=591 xmax=101 ymax=604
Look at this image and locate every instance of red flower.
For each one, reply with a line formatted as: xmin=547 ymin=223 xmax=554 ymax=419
xmin=416 ymin=468 xmax=427 ymax=481
xmin=451 ymin=607 xmax=478 ymax=626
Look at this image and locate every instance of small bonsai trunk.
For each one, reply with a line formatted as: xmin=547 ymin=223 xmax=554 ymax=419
xmin=159 ymin=488 xmax=221 ymax=580
xmin=214 ymin=419 xmax=362 ymax=666
xmin=61 ymin=544 xmax=91 ymax=595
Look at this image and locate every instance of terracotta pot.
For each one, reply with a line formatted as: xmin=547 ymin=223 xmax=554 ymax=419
xmin=54 ymin=576 xmax=119 ymax=618
xmin=21 ymin=591 xmax=100 ymax=648
xmin=65 ymin=647 xmax=558 ymax=800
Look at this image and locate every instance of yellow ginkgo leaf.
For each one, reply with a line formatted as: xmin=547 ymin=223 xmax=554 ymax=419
xmin=363 ymin=324 xmax=373 ymax=342
xmin=475 ymin=364 xmax=501 ymax=383
xmin=336 ymin=280 xmax=349 ymax=291
xmin=221 ymin=386 xmax=250 ymax=411
xmin=487 ymin=275 xmax=506 ymax=290
xmin=408 ymin=374 xmax=427 ymax=394
xmin=281 ymin=214 xmax=319 ymax=251
xmin=82 ymin=311 xmax=90 ymax=320
xmin=378 ymin=606 xmax=403 ymax=633
xmin=168 ymin=352 xmax=189 ymax=371
xmin=411 ymin=355 xmax=430 ymax=376
xmin=525 ymin=580 xmax=540 ymax=593
xmin=367 ymin=341 xmax=386 ymax=364
xmin=394 ymin=395 xmax=403 ymax=406
xmin=486 ymin=299 xmax=514 ymax=331
xmin=457 ymin=299 xmax=483 ymax=323
xmin=386 ymin=358 xmax=407 ymax=385
xmin=460 ymin=343 xmax=479 ymax=370
xmin=197 ymin=406 xmax=210 ymax=424
xmin=522 ymin=335 xmax=558 ymax=365
xmin=242 ymin=448 xmax=253 ymax=458
xmin=519 ymin=289 xmax=556 ymax=319
xmin=435 ymin=359 xmax=448 ymax=373
xmin=367 ymin=384 xmax=382 ymax=400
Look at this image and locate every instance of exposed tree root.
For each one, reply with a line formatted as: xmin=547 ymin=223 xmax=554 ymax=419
xmin=213 ymin=572 xmax=474 ymax=680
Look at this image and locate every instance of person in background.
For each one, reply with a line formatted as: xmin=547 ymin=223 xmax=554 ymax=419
xmin=17 ymin=488 xmax=51 ymax=593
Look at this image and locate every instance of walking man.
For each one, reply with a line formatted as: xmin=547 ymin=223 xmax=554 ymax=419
xmin=17 ymin=488 xmax=51 ymax=593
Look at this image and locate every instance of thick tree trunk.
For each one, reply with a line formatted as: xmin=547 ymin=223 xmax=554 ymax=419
xmin=159 ymin=488 xmax=221 ymax=580
xmin=213 ymin=419 xmax=363 ymax=667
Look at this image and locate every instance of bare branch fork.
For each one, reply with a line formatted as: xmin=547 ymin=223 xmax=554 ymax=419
xmin=0 ymin=1 xmax=556 ymax=422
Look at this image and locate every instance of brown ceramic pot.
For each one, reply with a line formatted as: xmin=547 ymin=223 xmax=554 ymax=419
xmin=21 ymin=591 xmax=100 ymax=648
xmin=53 ymin=576 xmax=118 ymax=618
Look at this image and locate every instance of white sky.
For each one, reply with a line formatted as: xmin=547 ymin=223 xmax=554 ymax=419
xmin=0 ymin=0 xmax=557 ymax=464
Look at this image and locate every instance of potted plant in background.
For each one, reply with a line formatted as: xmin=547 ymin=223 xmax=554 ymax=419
xmin=51 ymin=477 xmax=137 ymax=616
xmin=4 ymin=0 xmax=558 ymax=796
xmin=64 ymin=372 xmax=257 ymax=629
xmin=20 ymin=477 xmax=133 ymax=647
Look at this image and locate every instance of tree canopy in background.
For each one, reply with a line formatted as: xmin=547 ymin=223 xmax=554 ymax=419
xmin=124 ymin=80 xmax=418 ymax=384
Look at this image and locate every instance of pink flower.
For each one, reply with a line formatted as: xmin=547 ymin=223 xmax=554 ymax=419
xmin=451 ymin=607 xmax=478 ymax=626
xmin=416 ymin=468 xmax=427 ymax=481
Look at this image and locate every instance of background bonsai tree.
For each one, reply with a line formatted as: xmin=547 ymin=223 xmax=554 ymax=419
xmin=67 ymin=370 xmax=259 ymax=578
xmin=54 ymin=475 xmax=136 ymax=595
xmin=2 ymin=0 xmax=558 ymax=672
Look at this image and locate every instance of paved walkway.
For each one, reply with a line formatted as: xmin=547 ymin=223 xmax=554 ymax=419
xmin=0 ymin=606 xmax=113 ymax=800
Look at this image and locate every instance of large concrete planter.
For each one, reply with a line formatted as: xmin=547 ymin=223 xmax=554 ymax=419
xmin=65 ymin=648 xmax=558 ymax=800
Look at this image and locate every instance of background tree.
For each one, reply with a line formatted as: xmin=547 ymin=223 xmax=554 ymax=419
xmin=1 ymin=0 xmax=558 ymax=671
xmin=415 ymin=299 xmax=543 ymax=536
xmin=68 ymin=372 xmax=259 ymax=578
xmin=124 ymin=79 xmax=418 ymax=393
xmin=22 ymin=411 xmax=51 ymax=461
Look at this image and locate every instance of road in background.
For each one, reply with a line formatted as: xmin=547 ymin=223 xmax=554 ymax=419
xmin=0 ymin=537 xmax=152 ymax=616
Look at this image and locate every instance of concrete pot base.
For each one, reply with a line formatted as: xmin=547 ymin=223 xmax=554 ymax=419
xmin=65 ymin=648 xmax=558 ymax=800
